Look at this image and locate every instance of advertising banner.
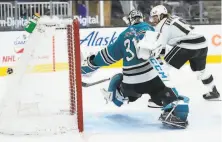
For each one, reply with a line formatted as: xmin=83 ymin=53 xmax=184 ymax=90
xmin=0 ymin=25 xmax=221 ymax=76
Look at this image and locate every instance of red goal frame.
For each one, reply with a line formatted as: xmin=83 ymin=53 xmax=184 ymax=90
xmin=67 ymin=19 xmax=83 ymax=132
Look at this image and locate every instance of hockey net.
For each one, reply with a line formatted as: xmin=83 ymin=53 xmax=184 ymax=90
xmin=0 ymin=17 xmax=83 ymax=135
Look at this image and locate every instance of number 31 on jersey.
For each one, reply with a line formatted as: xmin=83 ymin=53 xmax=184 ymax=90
xmin=124 ymin=39 xmax=135 ymax=61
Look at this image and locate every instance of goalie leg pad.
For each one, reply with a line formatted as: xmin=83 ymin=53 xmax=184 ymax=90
xmin=101 ymin=73 xmax=128 ymax=107
xmin=160 ymin=99 xmax=189 ymax=128
xmin=163 ymin=100 xmax=189 ymax=121
xmin=102 ymin=73 xmax=143 ymax=107
xmin=152 ymin=86 xmax=190 ymax=128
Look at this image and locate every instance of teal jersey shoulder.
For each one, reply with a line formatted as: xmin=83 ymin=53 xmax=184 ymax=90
xmin=93 ymin=22 xmax=155 ymax=67
xmin=118 ymin=22 xmax=154 ymax=67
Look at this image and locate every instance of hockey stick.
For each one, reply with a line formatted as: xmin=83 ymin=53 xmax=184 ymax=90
xmin=82 ymin=78 xmax=110 ymax=87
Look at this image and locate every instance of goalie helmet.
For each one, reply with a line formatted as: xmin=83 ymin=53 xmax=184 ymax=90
xmin=150 ymin=5 xmax=168 ymax=22
xmin=123 ymin=9 xmax=144 ymax=25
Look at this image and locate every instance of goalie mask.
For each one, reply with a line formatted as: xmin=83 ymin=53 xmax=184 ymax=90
xmin=123 ymin=9 xmax=144 ymax=25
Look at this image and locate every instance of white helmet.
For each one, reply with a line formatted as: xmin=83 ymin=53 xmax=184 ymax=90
xmin=150 ymin=5 xmax=168 ymax=21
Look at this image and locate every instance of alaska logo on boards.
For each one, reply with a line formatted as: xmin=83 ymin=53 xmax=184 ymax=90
xmin=80 ymin=31 xmax=119 ymax=47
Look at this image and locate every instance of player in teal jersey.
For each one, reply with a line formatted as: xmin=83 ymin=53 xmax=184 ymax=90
xmin=81 ymin=10 xmax=189 ymax=129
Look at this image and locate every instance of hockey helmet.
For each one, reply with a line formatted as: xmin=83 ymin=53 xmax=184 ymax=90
xmin=150 ymin=5 xmax=168 ymax=21
xmin=123 ymin=9 xmax=144 ymax=25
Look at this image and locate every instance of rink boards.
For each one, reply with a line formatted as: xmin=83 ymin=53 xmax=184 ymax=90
xmin=0 ymin=25 xmax=221 ymax=76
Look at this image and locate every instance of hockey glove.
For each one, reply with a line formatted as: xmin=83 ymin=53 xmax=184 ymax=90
xmin=81 ymin=55 xmax=100 ymax=76
xmin=133 ymin=30 xmax=163 ymax=60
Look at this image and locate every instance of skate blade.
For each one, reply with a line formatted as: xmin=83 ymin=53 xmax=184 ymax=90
xmin=148 ymin=101 xmax=163 ymax=108
xmin=159 ymin=116 xmax=188 ymax=129
xmin=205 ymin=98 xmax=222 ymax=101
xmin=161 ymin=120 xmax=188 ymax=129
xmin=148 ymin=105 xmax=163 ymax=108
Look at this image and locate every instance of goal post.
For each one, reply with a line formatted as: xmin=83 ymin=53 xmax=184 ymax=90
xmin=69 ymin=19 xmax=84 ymax=133
xmin=0 ymin=16 xmax=84 ymax=135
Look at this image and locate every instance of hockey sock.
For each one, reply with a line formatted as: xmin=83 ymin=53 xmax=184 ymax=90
xmin=195 ymin=69 xmax=215 ymax=92
xmin=202 ymin=75 xmax=215 ymax=92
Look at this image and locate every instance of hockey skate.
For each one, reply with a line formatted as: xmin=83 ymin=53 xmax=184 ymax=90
xmin=148 ymin=99 xmax=163 ymax=108
xmin=203 ymin=86 xmax=221 ymax=101
xmin=159 ymin=111 xmax=188 ymax=129
xmin=159 ymin=99 xmax=189 ymax=129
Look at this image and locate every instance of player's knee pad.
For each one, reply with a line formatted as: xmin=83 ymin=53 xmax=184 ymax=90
xmin=107 ymin=73 xmax=126 ymax=107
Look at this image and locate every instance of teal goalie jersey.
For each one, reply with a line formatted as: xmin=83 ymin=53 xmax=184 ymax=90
xmin=93 ymin=22 xmax=161 ymax=84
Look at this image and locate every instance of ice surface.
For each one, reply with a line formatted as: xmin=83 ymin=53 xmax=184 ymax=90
xmin=0 ymin=64 xmax=221 ymax=142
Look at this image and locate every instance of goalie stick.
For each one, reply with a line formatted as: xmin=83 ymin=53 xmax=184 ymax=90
xmin=82 ymin=78 xmax=110 ymax=87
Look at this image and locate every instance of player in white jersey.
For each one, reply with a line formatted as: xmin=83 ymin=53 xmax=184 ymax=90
xmin=148 ymin=5 xmax=220 ymax=100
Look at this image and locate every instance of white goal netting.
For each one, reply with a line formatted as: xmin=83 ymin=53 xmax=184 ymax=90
xmin=0 ymin=16 xmax=83 ymax=135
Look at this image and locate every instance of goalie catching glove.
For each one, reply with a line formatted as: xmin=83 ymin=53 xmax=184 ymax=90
xmin=81 ymin=55 xmax=100 ymax=75
xmin=133 ymin=30 xmax=164 ymax=60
